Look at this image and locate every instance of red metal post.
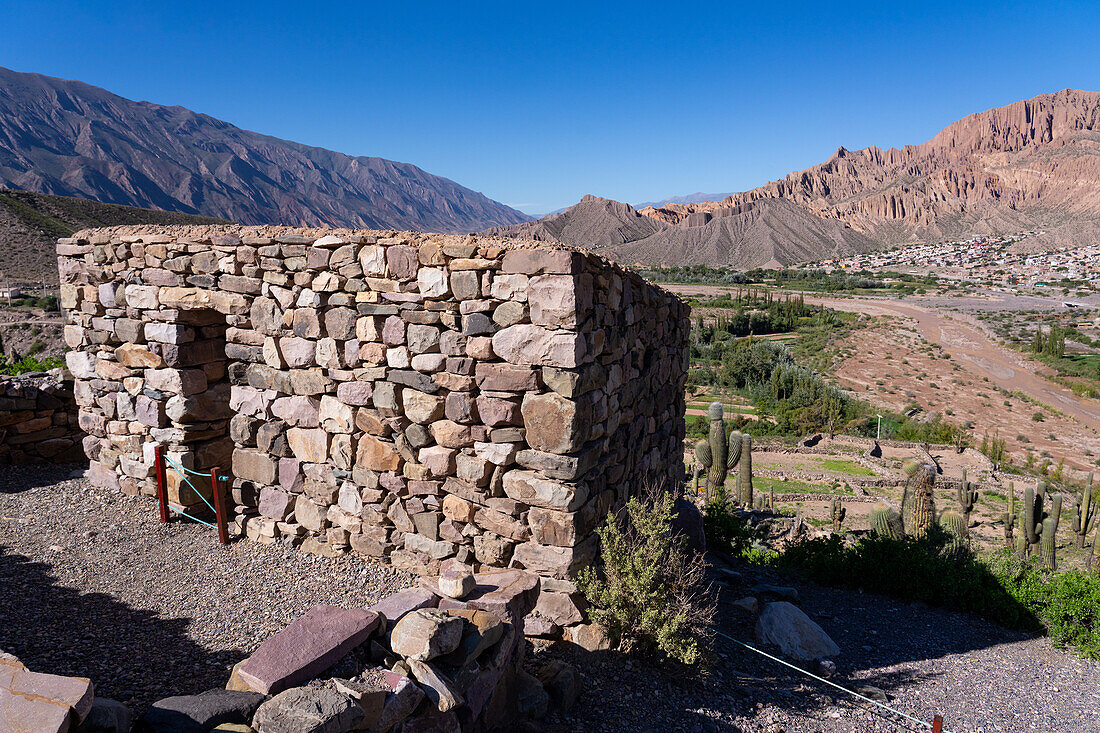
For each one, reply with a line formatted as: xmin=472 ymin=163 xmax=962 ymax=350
xmin=932 ymin=714 xmax=943 ymax=733
xmin=210 ymin=466 xmax=229 ymax=545
xmin=154 ymin=444 xmax=169 ymax=524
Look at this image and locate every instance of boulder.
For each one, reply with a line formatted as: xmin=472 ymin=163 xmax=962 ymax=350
xmin=251 ymin=684 xmax=365 ymax=733
xmin=74 ymin=697 xmax=131 ymax=733
xmin=238 ymin=606 xmax=380 ymax=694
xmin=368 ymin=588 xmax=439 ymax=630
xmin=408 ymin=660 xmax=463 ymax=713
xmin=138 ymin=689 xmax=265 ymax=733
xmin=389 ymin=610 xmax=463 ymax=661
xmin=755 ymin=601 xmax=839 ymax=662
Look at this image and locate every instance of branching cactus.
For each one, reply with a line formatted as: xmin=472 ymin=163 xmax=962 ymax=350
xmin=957 ymin=469 xmax=978 ymax=527
xmin=902 ymin=463 xmax=937 ymax=538
xmin=698 ymin=402 xmax=752 ymax=505
xmin=706 ymin=402 xmax=728 ymax=500
xmin=940 ymin=509 xmax=968 ymax=553
xmin=1003 ymin=481 xmax=1016 ymax=549
xmin=1073 ymin=477 xmax=1096 ymax=549
xmin=870 ymin=502 xmax=904 ymax=540
xmin=830 ymin=497 xmax=846 ymax=533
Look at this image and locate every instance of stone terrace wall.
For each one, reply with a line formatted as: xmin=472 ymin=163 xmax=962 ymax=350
xmin=57 ymin=225 xmax=688 ymax=583
xmin=0 ymin=371 xmax=84 ymax=464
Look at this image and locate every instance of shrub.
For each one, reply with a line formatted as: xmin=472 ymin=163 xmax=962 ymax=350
xmin=578 ymin=487 xmax=716 ymax=665
xmin=774 ymin=532 xmax=1100 ymax=658
xmin=775 ymin=530 xmax=1041 ymax=631
xmin=703 ymin=498 xmax=753 ymax=557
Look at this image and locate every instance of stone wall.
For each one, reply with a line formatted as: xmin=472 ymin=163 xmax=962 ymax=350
xmin=57 ymin=225 xmax=688 ymax=585
xmin=0 ymin=370 xmax=84 ymax=464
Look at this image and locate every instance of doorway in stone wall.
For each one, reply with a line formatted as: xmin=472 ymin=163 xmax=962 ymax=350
xmin=143 ymin=307 xmax=234 ymax=520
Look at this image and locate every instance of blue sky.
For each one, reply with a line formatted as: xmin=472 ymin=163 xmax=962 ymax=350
xmin=5 ymin=1 xmax=1100 ymax=215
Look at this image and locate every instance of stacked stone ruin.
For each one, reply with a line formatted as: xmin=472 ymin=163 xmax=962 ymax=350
xmin=57 ymin=225 xmax=688 ymax=623
xmin=0 ymin=371 xmax=84 ymax=464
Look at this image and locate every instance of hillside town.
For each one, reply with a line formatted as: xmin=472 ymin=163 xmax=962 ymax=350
xmin=817 ymin=231 xmax=1100 ymax=291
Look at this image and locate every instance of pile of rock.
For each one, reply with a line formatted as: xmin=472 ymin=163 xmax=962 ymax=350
xmin=133 ymin=567 xmax=574 ymax=732
xmin=0 ymin=370 xmax=84 ymax=464
xmin=56 ymin=225 xmax=688 ymax=622
xmin=0 ymin=651 xmax=128 ymax=733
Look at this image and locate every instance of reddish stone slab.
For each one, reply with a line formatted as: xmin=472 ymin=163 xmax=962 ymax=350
xmin=463 ymin=569 xmax=541 ymax=626
xmin=237 ymin=605 xmax=380 ymax=694
xmin=368 ymin=588 xmax=440 ymax=630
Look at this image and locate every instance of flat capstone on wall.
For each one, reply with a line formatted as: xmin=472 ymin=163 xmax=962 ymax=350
xmin=57 ymin=225 xmax=689 ymax=591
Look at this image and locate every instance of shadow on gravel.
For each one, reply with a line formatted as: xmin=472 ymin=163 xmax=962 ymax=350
xmin=0 ymin=546 xmax=243 ymax=712
xmin=710 ymin=566 xmax=1041 ymax=730
xmin=0 ymin=461 xmax=88 ymax=494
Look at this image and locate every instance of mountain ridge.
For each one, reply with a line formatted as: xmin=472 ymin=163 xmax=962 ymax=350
xmin=0 ymin=67 xmax=531 ymax=233
xmin=649 ymin=88 xmax=1100 ymax=247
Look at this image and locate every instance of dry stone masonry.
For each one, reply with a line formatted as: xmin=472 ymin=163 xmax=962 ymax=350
xmin=56 ymin=225 xmax=688 ymax=592
xmin=0 ymin=371 xmax=84 ymax=464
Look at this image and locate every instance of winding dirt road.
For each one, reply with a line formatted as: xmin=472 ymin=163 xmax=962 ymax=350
xmin=667 ymin=284 xmax=1100 ymax=435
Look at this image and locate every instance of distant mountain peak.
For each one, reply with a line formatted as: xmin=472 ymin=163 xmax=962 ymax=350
xmin=0 ymin=66 xmax=531 ymax=232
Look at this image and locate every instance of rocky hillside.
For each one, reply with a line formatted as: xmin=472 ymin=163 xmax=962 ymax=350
xmin=648 ymin=89 xmax=1100 ymax=247
xmin=0 ymin=188 xmax=226 ymax=283
xmin=484 ymin=195 xmax=877 ymax=268
xmin=0 ymin=67 xmax=530 ymax=233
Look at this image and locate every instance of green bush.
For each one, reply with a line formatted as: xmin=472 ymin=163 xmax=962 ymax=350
xmin=703 ymin=499 xmax=753 ymax=557
xmin=578 ymin=488 xmax=716 ymax=665
xmin=0 ymin=354 xmax=64 ymax=375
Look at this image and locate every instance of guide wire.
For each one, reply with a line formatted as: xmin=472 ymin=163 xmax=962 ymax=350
xmin=714 ymin=629 xmax=952 ymax=733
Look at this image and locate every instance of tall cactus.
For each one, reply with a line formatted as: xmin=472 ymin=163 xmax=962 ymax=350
xmin=902 ymin=463 xmax=937 ymax=538
xmin=957 ymin=469 xmax=978 ymax=527
xmin=706 ymin=403 xmax=728 ymax=500
xmin=1088 ymin=524 xmax=1099 ymax=571
xmin=697 ymin=402 xmax=752 ymax=505
xmin=830 ymin=497 xmax=846 ymax=533
xmin=1073 ymin=476 xmax=1096 ymax=549
xmin=870 ymin=502 xmax=904 ymax=540
xmin=1041 ymin=514 xmax=1060 ymax=571
xmin=1003 ymin=481 xmax=1016 ymax=549
xmin=1021 ymin=484 xmax=1043 ymax=557
xmin=940 ymin=509 xmax=968 ymax=553
xmin=737 ymin=433 xmax=753 ymax=506
xmin=1014 ymin=509 xmax=1029 ymax=557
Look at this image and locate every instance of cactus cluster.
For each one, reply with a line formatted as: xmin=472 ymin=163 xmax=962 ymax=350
xmin=1018 ymin=483 xmax=1061 ymax=570
xmin=1072 ymin=474 xmax=1096 ymax=549
xmin=830 ymin=497 xmax=846 ymax=533
xmin=693 ymin=402 xmax=754 ymax=505
xmin=902 ymin=462 xmax=937 ymax=538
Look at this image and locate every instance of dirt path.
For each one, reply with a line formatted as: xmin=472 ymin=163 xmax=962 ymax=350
xmin=667 ymin=283 xmax=1100 ymax=435
xmin=808 ymin=296 xmax=1100 ymax=433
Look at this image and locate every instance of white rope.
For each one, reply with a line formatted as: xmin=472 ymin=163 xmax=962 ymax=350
xmin=715 ymin=630 xmax=953 ymax=733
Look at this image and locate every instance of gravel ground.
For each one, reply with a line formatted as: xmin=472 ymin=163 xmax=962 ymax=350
xmin=3 ymin=467 xmax=1098 ymax=731
xmin=0 ymin=464 xmax=414 ymax=712
xmin=532 ymin=563 xmax=1100 ymax=733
